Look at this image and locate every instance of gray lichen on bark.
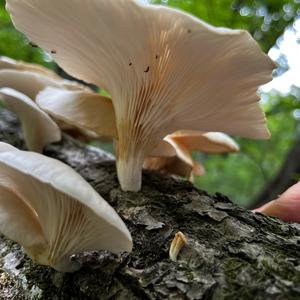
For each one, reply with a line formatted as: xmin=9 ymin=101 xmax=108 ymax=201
xmin=0 ymin=109 xmax=300 ymax=300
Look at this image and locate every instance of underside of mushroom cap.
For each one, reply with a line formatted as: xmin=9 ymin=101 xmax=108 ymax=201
xmin=145 ymin=131 xmax=239 ymax=177
xmin=36 ymin=87 xmax=117 ymax=138
xmin=0 ymin=142 xmax=132 ymax=271
xmin=6 ymin=0 xmax=275 ymax=191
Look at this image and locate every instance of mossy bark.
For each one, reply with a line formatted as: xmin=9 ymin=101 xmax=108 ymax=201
xmin=1 ymin=109 xmax=300 ymax=300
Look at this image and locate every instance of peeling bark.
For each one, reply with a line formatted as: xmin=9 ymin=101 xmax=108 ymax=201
xmin=0 ymin=109 xmax=300 ymax=300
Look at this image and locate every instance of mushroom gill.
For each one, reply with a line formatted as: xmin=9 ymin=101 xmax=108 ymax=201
xmin=144 ymin=131 xmax=239 ymax=178
xmin=0 ymin=142 xmax=132 ymax=272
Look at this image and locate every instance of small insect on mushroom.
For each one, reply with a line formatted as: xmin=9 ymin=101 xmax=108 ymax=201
xmin=169 ymin=231 xmax=188 ymax=262
xmin=6 ymin=0 xmax=275 ymax=192
xmin=0 ymin=142 xmax=132 ymax=272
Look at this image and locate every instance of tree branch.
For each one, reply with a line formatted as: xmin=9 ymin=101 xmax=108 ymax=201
xmin=0 ymin=109 xmax=300 ymax=300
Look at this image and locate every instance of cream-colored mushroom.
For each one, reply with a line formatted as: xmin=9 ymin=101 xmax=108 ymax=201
xmin=0 ymin=88 xmax=61 ymax=152
xmin=0 ymin=68 xmax=89 ymax=99
xmin=36 ymin=87 xmax=117 ymax=139
xmin=0 ymin=142 xmax=132 ymax=272
xmin=145 ymin=131 xmax=239 ymax=178
xmin=6 ymin=0 xmax=275 ymax=191
xmin=0 ymin=59 xmax=103 ymax=147
xmin=0 ymin=55 xmax=61 ymax=80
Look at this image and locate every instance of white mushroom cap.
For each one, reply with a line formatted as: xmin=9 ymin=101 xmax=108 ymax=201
xmin=0 ymin=88 xmax=61 ymax=152
xmin=0 ymin=142 xmax=132 ymax=272
xmin=0 ymin=56 xmax=61 ymax=80
xmin=6 ymin=0 xmax=275 ymax=191
xmin=0 ymin=64 xmax=96 ymax=147
xmin=145 ymin=131 xmax=239 ymax=177
xmin=0 ymin=69 xmax=89 ymax=100
xmin=167 ymin=131 xmax=240 ymax=154
xmin=36 ymin=87 xmax=117 ymax=138
xmin=0 ymin=69 xmax=62 ymax=99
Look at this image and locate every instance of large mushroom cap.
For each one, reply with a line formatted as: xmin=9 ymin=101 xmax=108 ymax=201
xmin=0 ymin=142 xmax=132 ymax=272
xmin=6 ymin=0 xmax=274 ymax=191
xmin=0 ymin=88 xmax=61 ymax=152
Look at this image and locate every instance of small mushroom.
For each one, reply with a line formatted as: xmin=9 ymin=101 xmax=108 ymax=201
xmin=144 ymin=131 xmax=239 ymax=178
xmin=0 ymin=88 xmax=61 ymax=152
xmin=169 ymin=231 xmax=188 ymax=262
xmin=6 ymin=0 xmax=275 ymax=191
xmin=0 ymin=142 xmax=132 ymax=272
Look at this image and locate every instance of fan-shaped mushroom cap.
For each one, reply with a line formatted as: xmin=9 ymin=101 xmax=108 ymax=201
xmin=36 ymin=87 xmax=117 ymax=138
xmin=6 ymin=0 xmax=274 ymax=191
xmin=168 ymin=131 xmax=240 ymax=154
xmin=0 ymin=142 xmax=132 ymax=272
xmin=145 ymin=131 xmax=239 ymax=177
xmin=0 ymin=69 xmax=89 ymax=100
xmin=0 ymin=88 xmax=61 ymax=152
xmin=0 ymin=56 xmax=61 ymax=80
xmin=0 ymin=63 xmax=98 ymax=146
xmin=0 ymin=69 xmax=62 ymax=99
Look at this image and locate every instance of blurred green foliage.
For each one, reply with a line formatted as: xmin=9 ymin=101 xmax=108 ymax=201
xmin=153 ymin=0 xmax=300 ymax=51
xmin=1 ymin=0 xmax=300 ymax=207
xmin=0 ymin=0 xmax=53 ymax=67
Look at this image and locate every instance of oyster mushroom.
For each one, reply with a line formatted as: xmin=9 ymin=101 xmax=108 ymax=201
xmin=0 ymin=142 xmax=132 ymax=272
xmin=0 ymin=88 xmax=61 ymax=152
xmin=0 ymin=56 xmax=61 ymax=80
xmin=36 ymin=87 xmax=117 ymax=139
xmin=145 ymin=131 xmax=239 ymax=178
xmin=0 ymin=59 xmax=107 ymax=147
xmin=6 ymin=0 xmax=275 ymax=191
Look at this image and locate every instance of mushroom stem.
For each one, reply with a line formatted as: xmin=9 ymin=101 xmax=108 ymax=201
xmin=116 ymin=157 xmax=143 ymax=192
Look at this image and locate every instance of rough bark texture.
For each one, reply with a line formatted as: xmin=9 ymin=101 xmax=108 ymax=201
xmin=1 ymin=109 xmax=300 ymax=300
xmin=253 ymin=138 xmax=300 ymax=209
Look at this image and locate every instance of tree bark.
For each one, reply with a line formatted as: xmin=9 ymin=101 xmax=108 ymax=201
xmin=252 ymin=138 xmax=300 ymax=209
xmin=1 ymin=109 xmax=300 ymax=300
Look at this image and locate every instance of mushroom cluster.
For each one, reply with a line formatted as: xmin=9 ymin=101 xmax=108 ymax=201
xmin=5 ymin=0 xmax=274 ymax=191
xmin=0 ymin=142 xmax=132 ymax=272
xmin=0 ymin=56 xmax=115 ymax=151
